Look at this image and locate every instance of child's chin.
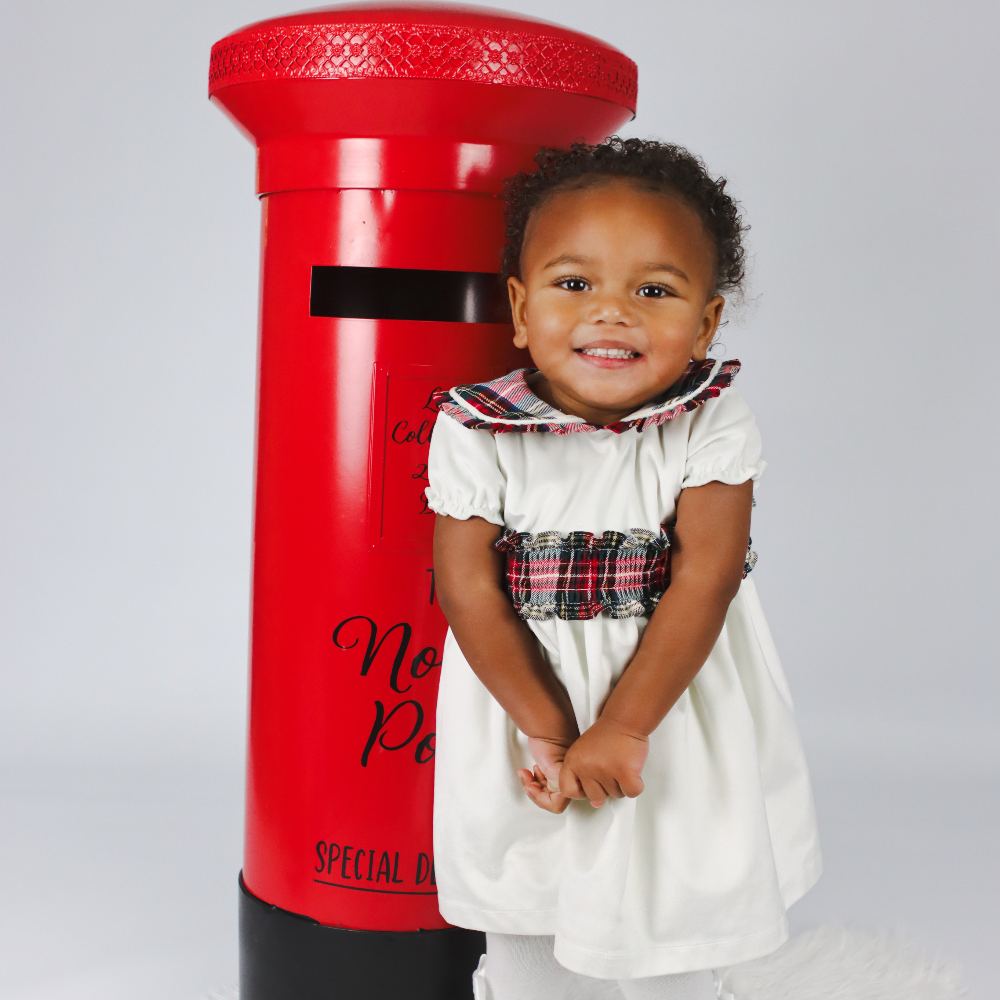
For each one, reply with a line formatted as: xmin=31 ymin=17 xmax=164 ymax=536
xmin=576 ymin=375 xmax=654 ymax=405
xmin=578 ymin=391 xmax=651 ymax=417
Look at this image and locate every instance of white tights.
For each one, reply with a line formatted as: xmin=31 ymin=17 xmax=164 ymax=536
xmin=475 ymin=933 xmax=717 ymax=1000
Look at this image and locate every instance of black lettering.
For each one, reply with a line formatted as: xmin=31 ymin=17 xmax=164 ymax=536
xmin=361 ymin=701 xmax=385 ymax=767
xmin=341 ymin=845 xmax=354 ymax=880
xmin=426 ymin=567 xmax=435 ymax=605
xmin=411 ymin=463 xmax=429 ymax=482
xmin=354 ymin=848 xmax=365 ymax=881
xmin=367 ymin=849 xmax=375 ymax=882
xmin=419 ymin=493 xmax=432 ymax=515
xmin=333 ymin=616 xmax=412 ymax=693
xmin=410 ymin=646 xmax=441 ymax=679
xmin=326 ymin=843 xmax=341 ymax=875
xmin=315 ymin=841 xmax=327 ymax=873
xmin=361 ymin=699 xmax=426 ymax=766
xmin=416 ymin=853 xmax=430 ymax=885
xmin=391 ymin=420 xmax=417 ymax=444
xmin=392 ymin=851 xmax=404 ymax=884
xmin=422 ymin=387 xmax=444 ymax=412
xmin=376 ymin=851 xmax=392 ymax=884
xmin=431 ymin=858 xmax=436 ymax=886
xmin=415 ymin=731 xmax=436 ymax=764
xmin=388 ymin=419 xmax=434 ymax=444
xmin=378 ymin=700 xmax=424 ymax=751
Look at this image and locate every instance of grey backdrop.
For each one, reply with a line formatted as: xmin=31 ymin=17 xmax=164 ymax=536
xmin=1 ymin=1 xmax=997 ymax=998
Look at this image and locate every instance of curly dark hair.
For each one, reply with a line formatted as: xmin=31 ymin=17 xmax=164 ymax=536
xmin=501 ymin=137 xmax=748 ymax=296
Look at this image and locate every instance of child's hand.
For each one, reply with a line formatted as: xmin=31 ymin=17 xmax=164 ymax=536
xmin=518 ymin=736 xmax=573 ymax=814
xmin=559 ymin=717 xmax=649 ymax=808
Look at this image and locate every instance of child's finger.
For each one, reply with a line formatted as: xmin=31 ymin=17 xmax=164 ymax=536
xmin=557 ymin=765 xmax=586 ymax=799
xmin=518 ymin=766 xmax=553 ymax=796
xmin=519 ymin=768 xmax=570 ymax=813
xmin=618 ymin=772 xmax=645 ymax=798
xmin=527 ymin=786 xmax=570 ymax=813
xmin=581 ymin=777 xmax=609 ymax=807
xmin=533 ymin=765 xmax=556 ymax=792
xmin=590 ymin=777 xmax=622 ymax=806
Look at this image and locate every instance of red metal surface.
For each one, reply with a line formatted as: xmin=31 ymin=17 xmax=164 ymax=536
xmin=211 ymin=3 xmax=636 ymax=932
xmin=209 ymin=5 xmax=637 ymax=108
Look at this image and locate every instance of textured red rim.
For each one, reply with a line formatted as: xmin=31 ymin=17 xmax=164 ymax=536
xmin=209 ymin=21 xmax=637 ymax=110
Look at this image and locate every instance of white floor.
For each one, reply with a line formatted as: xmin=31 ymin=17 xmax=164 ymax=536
xmin=0 ymin=759 xmax=994 ymax=1000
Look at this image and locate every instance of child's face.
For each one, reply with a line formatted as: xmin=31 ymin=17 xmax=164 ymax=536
xmin=508 ymin=179 xmax=725 ymax=424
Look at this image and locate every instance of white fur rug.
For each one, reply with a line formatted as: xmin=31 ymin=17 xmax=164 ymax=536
xmin=207 ymin=925 xmax=965 ymax=999
xmin=716 ymin=925 xmax=965 ymax=1000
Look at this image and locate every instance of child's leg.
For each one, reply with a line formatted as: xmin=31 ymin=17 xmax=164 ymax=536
xmin=478 ymin=933 xmax=577 ymax=1000
xmin=616 ymin=970 xmax=716 ymax=1000
xmin=476 ymin=933 xmax=714 ymax=1000
xmin=478 ymin=933 xmax=620 ymax=1000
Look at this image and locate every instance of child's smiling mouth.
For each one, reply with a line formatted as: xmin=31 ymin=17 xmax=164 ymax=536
xmin=580 ymin=348 xmax=639 ymax=359
xmin=575 ymin=341 xmax=643 ymax=366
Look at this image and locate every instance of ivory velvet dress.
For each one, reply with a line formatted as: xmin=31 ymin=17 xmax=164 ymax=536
xmin=425 ymin=358 xmax=821 ymax=980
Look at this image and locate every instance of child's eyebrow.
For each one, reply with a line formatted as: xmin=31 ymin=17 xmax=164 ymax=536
xmin=543 ymin=253 xmax=591 ymax=269
xmin=644 ymin=262 xmax=690 ymax=282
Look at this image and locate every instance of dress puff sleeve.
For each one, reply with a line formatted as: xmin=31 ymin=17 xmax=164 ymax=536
xmin=681 ymin=388 xmax=766 ymax=489
xmin=425 ymin=411 xmax=506 ymax=526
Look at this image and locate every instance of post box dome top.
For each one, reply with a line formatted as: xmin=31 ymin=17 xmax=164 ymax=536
xmin=209 ymin=2 xmax=637 ymax=113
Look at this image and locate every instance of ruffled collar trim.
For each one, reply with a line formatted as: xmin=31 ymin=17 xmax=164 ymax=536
xmin=433 ymin=357 xmax=740 ymax=435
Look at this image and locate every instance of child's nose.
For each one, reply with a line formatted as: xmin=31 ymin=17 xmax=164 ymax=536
xmin=587 ymin=290 xmax=635 ymax=325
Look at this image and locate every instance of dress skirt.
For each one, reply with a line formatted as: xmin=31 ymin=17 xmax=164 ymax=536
xmin=432 ymin=578 xmax=822 ymax=980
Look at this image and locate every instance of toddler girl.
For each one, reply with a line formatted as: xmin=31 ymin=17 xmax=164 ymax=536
xmin=426 ymin=138 xmax=821 ymax=1000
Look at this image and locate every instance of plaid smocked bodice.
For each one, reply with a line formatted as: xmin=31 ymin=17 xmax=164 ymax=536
xmin=496 ymin=528 xmax=671 ymax=622
xmin=496 ymin=528 xmax=758 ymax=622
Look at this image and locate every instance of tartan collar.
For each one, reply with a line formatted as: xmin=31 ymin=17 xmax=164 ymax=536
xmin=433 ymin=357 xmax=741 ymax=435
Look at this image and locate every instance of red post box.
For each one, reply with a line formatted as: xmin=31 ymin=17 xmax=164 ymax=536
xmin=209 ymin=5 xmax=636 ymax=996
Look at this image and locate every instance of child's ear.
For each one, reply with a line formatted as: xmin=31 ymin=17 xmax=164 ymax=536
xmin=692 ymin=295 xmax=725 ymax=360
xmin=508 ymin=277 xmax=529 ymax=349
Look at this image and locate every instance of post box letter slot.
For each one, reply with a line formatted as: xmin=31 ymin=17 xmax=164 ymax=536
xmin=311 ymin=266 xmax=510 ymax=323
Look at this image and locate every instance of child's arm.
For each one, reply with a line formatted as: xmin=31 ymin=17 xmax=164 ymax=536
xmin=559 ymin=479 xmax=754 ymax=806
xmin=434 ymin=514 xmax=580 ymax=811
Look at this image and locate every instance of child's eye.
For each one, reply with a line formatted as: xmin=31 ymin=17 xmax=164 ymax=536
xmin=637 ymin=284 xmax=672 ymax=298
xmin=556 ymin=277 xmax=590 ymax=292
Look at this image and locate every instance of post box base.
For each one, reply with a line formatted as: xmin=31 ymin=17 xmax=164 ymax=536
xmin=239 ymin=873 xmax=486 ymax=999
